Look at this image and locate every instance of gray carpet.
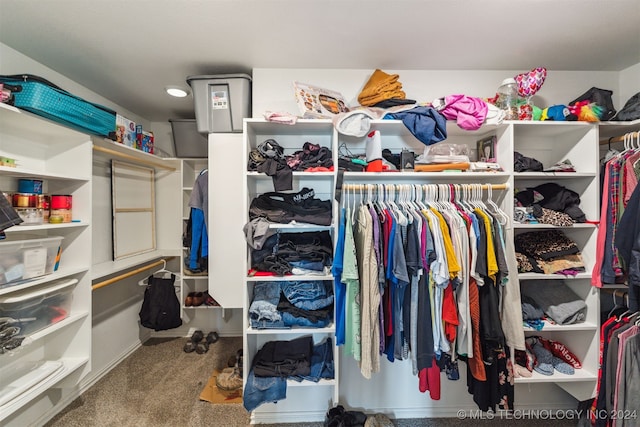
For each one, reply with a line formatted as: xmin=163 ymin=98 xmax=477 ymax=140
xmin=45 ymin=337 xmax=580 ymax=427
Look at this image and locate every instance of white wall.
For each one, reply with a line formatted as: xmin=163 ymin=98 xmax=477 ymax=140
xmin=252 ymin=68 xmax=624 ymax=119
xmin=619 ymin=62 xmax=640 ymax=109
xmin=0 ymin=43 xmax=243 ymax=426
xmin=0 ymin=43 xmax=148 ymax=127
xmin=250 ymin=67 xmax=635 ymax=417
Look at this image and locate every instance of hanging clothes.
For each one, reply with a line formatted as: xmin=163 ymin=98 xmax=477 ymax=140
xmin=615 ymin=184 xmax=640 ymax=312
xmin=590 ymin=298 xmax=639 ymax=427
xmin=186 ymin=168 xmax=208 ymax=272
xmin=332 ymin=183 xmax=520 ymax=411
xmin=594 ymin=138 xmax=640 ymax=287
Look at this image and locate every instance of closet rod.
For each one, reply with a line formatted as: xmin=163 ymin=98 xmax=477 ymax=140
xmin=92 ymin=145 xmax=176 ymax=171
xmin=92 ymin=257 xmax=175 ymax=291
xmin=343 ymin=183 xmax=509 ymax=191
xmin=599 ymin=131 xmax=639 ymax=145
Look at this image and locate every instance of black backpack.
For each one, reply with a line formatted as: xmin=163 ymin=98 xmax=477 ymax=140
xmin=139 ymin=274 xmax=182 ymax=331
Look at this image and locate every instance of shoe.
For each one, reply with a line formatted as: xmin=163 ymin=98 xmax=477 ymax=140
xmin=0 ymin=325 xmax=20 ymax=340
xmin=226 ymin=348 xmax=244 ymax=368
xmin=184 ymin=267 xmax=207 ymax=276
xmin=203 ymin=291 xmax=220 ymax=307
xmin=191 ymin=292 xmax=205 ymax=307
xmin=195 ymin=331 xmax=219 ymax=354
xmin=216 ymin=366 xmax=243 ymax=391
xmin=527 ymin=337 xmax=554 ymax=376
xmin=184 ymin=292 xmax=196 ymax=307
xmin=0 ymin=336 xmax=25 ymax=354
xmin=236 ymin=349 xmax=243 ymax=368
xmin=325 ymin=405 xmax=344 ymax=427
xmin=183 ymin=330 xmax=204 ymax=353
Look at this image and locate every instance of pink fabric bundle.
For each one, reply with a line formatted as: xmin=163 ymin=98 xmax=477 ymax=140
xmin=437 ymin=94 xmax=489 ymax=131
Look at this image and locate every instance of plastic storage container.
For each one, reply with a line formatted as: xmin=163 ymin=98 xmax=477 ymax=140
xmin=186 ymin=74 xmax=252 ymax=134
xmin=497 ymin=77 xmax=518 ymax=120
xmin=0 ymin=236 xmax=63 ymax=287
xmin=0 ymin=278 xmax=77 ymax=336
xmin=169 ymin=119 xmax=208 ymax=158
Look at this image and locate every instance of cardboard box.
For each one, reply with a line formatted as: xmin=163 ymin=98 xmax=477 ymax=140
xmin=115 ymin=114 xmax=137 ymax=148
xmin=136 ymin=125 xmax=154 ymax=154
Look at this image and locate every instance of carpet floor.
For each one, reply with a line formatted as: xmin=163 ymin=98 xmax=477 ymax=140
xmin=45 ymin=337 xmax=581 ymax=427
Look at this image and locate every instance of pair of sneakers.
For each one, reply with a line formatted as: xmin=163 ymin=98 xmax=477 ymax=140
xmin=216 ymin=349 xmax=243 ymax=391
xmin=183 ymin=330 xmax=218 ymax=354
xmin=526 ymin=337 xmax=575 ymax=376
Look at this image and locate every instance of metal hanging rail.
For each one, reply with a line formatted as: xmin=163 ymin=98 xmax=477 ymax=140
xmin=599 ymin=130 xmax=640 ymax=145
xmin=342 ymin=183 xmax=509 ymax=191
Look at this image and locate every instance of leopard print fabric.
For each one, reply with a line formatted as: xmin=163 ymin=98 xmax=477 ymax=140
xmin=515 ymin=230 xmax=579 ymax=260
xmin=535 ymin=207 xmax=575 ymax=227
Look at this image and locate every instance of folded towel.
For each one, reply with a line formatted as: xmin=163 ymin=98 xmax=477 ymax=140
xmin=358 ymin=69 xmax=406 ymax=107
xmin=521 ymin=280 xmax=587 ymax=325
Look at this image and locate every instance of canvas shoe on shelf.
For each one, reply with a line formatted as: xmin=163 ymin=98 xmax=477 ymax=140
xmin=184 ymin=267 xmax=207 ymax=276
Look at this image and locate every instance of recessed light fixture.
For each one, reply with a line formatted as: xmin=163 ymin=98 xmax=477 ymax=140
xmin=166 ymin=86 xmax=189 ymax=98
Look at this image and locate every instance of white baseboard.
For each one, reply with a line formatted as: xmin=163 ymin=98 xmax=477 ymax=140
xmin=33 ymin=338 xmax=148 ymax=426
xmin=150 ymin=329 xmax=243 ymax=338
xmin=251 ymin=409 xmax=327 ymax=424
xmin=249 ymin=402 xmax=578 ymax=424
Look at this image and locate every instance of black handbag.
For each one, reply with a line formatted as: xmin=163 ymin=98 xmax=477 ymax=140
xmin=569 ymin=87 xmax=617 ymax=121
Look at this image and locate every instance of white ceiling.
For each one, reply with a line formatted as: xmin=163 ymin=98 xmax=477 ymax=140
xmin=1 ymin=0 xmax=639 ymax=122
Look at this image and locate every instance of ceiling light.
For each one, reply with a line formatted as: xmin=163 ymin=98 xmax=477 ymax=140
xmin=166 ymin=86 xmax=189 ymax=97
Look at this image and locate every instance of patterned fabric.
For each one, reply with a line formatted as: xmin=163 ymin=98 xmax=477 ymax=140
xmin=609 ymin=158 xmax=624 ymax=277
xmin=536 ymin=207 xmax=575 ymax=227
xmin=467 ymin=278 xmax=486 ymax=381
xmin=515 ymin=230 xmax=579 ymax=260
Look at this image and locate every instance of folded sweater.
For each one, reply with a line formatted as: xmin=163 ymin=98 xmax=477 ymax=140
xmin=521 ymin=280 xmax=587 ymax=325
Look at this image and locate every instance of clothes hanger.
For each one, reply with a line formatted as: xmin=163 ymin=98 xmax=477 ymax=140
xmin=607 ymin=289 xmax=628 ymax=319
xmin=485 ymin=184 xmax=509 ymax=226
xmin=138 ymin=259 xmax=181 ymax=286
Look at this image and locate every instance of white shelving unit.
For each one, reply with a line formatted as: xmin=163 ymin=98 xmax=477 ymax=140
xmin=179 ymin=158 xmax=213 ymax=322
xmin=0 ymin=105 xmax=92 ymax=425
xmin=509 ymin=121 xmax=600 ymax=401
xmin=242 ymin=119 xmax=338 ymax=424
xmin=240 ymin=117 xmax=616 ymax=420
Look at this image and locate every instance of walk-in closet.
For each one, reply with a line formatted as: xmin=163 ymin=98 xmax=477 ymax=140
xmin=0 ymin=2 xmax=639 ymax=426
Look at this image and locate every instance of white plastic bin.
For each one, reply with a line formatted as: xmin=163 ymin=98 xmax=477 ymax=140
xmin=0 ymin=236 xmax=63 ymax=287
xmin=186 ymin=74 xmax=252 ymax=134
xmin=0 ymin=278 xmax=77 ymax=336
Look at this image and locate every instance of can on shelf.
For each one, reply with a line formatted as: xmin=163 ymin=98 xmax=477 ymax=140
xmin=18 ymin=179 xmax=43 ymax=195
xmin=50 ymin=195 xmax=72 ymax=210
xmin=12 ymin=193 xmax=37 ymax=208
xmin=50 ymin=208 xmax=72 ymax=223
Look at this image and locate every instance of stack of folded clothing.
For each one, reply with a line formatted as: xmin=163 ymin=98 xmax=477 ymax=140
xmin=514 ymin=183 xmax=586 ymax=223
xmin=249 ymin=280 xmax=334 ymax=329
xmin=243 ymin=336 xmax=334 ymax=411
xmin=249 ymin=230 xmax=334 ymax=276
xmin=521 ymin=295 xmax=545 ymax=330
xmin=357 ymin=69 xmax=408 ymax=107
xmin=521 ymin=280 xmax=587 ymax=325
xmin=515 ymin=229 xmax=585 ymax=275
